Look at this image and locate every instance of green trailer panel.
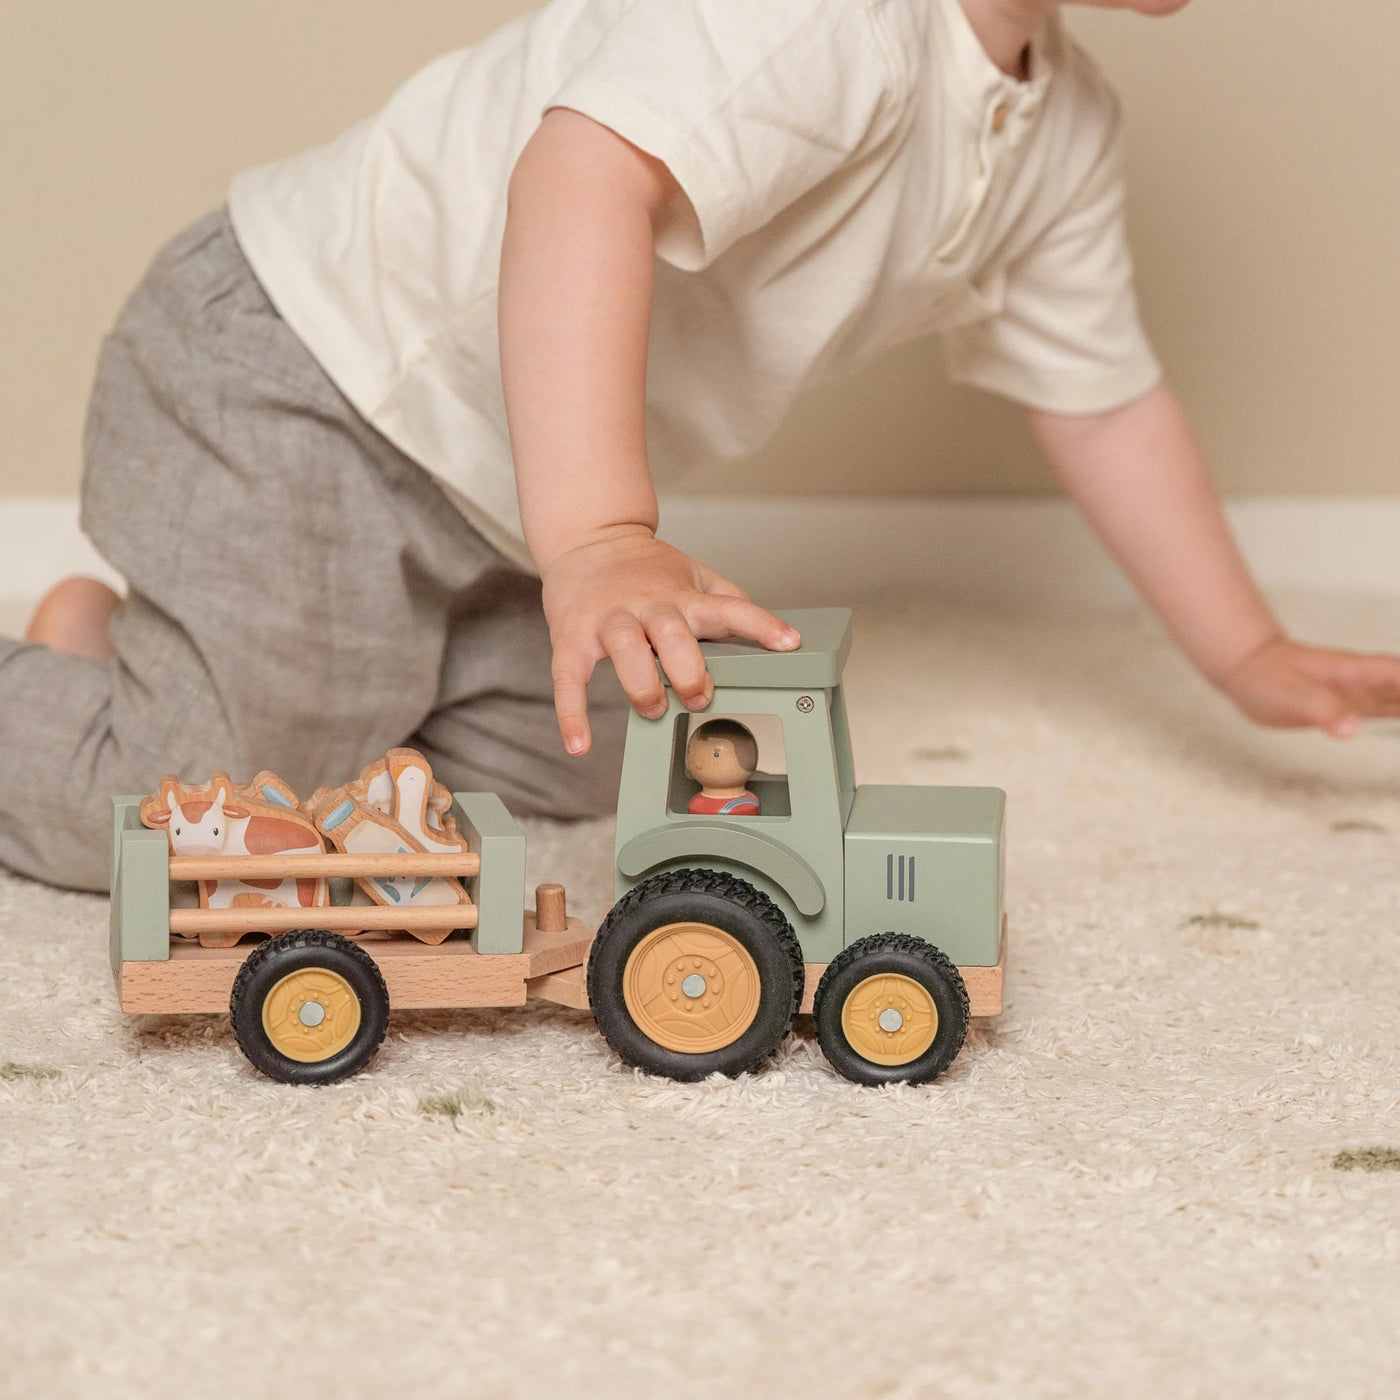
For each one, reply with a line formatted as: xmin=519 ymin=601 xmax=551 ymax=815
xmin=454 ymin=792 xmax=527 ymax=955
xmin=110 ymin=796 xmax=173 ymax=970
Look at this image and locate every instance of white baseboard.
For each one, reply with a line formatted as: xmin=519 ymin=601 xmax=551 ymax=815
xmin=1 ymin=495 xmax=1396 ymax=616
xmin=0 ymin=499 xmax=122 ymax=601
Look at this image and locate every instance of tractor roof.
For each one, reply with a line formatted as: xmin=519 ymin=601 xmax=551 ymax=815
xmin=690 ymin=608 xmax=853 ymax=690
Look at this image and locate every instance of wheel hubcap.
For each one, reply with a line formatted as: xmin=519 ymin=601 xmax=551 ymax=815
xmin=841 ymin=973 xmax=938 ymax=1066
xmin=262 ymin=968 xmax=362 ymax=1063
xmin=623 ymin=922 xmax=762 ymax=1054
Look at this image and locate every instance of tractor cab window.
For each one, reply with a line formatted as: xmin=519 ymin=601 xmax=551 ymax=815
xmin=667 ymin=713 xmax=790 ymax=819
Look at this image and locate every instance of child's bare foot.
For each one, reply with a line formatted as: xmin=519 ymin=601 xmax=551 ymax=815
xmin=25 ymin=576 xmax=121 ymax=661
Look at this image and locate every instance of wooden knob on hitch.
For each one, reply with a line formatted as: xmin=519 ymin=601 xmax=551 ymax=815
xmin=534 ymin=883 xmax=568 ymax=934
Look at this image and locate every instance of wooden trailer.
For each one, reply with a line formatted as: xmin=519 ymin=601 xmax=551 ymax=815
xmin=111 ymin=792 xmax=593 ymax=1083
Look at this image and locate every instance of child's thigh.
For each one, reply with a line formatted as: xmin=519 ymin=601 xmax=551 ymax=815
xmin=410 ymin=574 xmax=628 ymax=820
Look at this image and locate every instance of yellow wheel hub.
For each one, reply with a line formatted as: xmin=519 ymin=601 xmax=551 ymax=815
xmin=623 ymin=922 xmax=762 ymax=1054
xmin=261 ymin=967 xmax=362 ymax=1064
xmin=841 ymin=972 xmax=938 ymax=1066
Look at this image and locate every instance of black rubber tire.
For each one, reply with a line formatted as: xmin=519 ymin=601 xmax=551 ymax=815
xmin=230 ymin=930 xmax=390 ymax=1085
xmin=814 ymin=933 xmax=970 ymax=1086
xmin=588 ymin=869 xmax=804 ymax=1081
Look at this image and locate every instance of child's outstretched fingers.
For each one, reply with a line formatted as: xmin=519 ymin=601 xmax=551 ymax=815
xmin=599 ymin=611 xmax=671 ymax=721
xmin=538 ymin=531 xmax=798 ymax=750
xmin=639 ymin=602 xmax=712 ymax=712
xmin=551 ymin=644 xmax=598 ymax=755
xmin=1329 ymin=652 xmax=1400 ymax=719
xmin=1314 ymin=698 xmax=1361 ymax=740
xmin=686 ymin=592 xmax=802 ymax=653
xmin=1221 ymin=638 xmax=1400 ymax=737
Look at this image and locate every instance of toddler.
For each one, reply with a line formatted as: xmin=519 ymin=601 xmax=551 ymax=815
xmin=6 ymin=0 xmax=1400 ymax=892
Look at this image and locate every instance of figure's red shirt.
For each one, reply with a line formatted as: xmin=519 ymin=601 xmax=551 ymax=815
xmin=688 ymin=791 xmax=761 ymax=816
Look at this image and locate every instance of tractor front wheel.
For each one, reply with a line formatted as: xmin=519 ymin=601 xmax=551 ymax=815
xmin=813 ymin=933 xmax=970 ymax=1086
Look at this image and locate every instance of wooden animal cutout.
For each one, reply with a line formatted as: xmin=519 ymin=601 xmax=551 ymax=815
xmin=427 ymin=786 xmax=454 ymax=829
xmin=312 ymin=788 xmax=468 ymax=946
xmin=340 ymin=751 xmax=458 ymax=841
xmin=384 ymin=748 xmax=470 ymax=855
xmin=355 ymin=757 xmax=394 ymax=815
xmin=141 ymin=773 xmax=328 ymax=947
xmin=241 ymin=770 xmax=310 ymax=816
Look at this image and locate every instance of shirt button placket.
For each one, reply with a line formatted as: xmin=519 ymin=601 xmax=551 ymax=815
xmin=935 ymin=95 xmax=1009 ymax=262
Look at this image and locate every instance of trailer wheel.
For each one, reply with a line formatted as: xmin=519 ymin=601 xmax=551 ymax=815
xmin=588 ymin=869 xmax=804 ymax=1081
xmin=814 ymin=933 xmax=969 ymax=1086
xmin=230 ymin=930 xmax=389 ymax=1085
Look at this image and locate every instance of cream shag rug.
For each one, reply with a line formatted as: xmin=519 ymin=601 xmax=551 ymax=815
xmin=2 ymin=595 xmax=1398 ymax=1400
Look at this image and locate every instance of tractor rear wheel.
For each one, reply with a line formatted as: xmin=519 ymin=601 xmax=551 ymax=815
xmin=588 ymin=869 xmax=804 ymax=1081
xmin=230 ymin=930 xmax=389 ymax=1085
xmin=814 ymin=933 xmax=969 ymax=1086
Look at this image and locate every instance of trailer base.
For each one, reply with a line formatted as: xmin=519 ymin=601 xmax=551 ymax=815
xmin=120 ymin=913 xmax=593 ymax=1015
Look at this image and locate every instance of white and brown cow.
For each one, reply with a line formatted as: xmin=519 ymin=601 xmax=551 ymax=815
xmin=141 ymin=773 xmax=328 ymax=932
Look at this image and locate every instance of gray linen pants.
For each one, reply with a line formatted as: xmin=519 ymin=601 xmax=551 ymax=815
xmin=0 ymin=211 xmax=625 ymax=892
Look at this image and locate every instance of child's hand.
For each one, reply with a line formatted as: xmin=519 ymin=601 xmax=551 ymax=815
xmin=1218 ymin=636 xmax=1400 ymax=738
xmin=540 ymin=526 xmax=801 ymax=756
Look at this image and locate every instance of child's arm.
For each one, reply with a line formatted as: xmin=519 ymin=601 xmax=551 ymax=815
xmin=500 ymin=109 xmax=800 ymax=756
xmin=1030 ymin=384 xmax=1400 ymax=736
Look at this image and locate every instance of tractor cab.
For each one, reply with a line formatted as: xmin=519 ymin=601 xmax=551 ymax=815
xmin=612 ymin=609 xmax=858 ymax=965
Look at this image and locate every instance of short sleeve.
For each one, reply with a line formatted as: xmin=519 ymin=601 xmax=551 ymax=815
xmin=545 ymin=0 xmax=897 ymax=271
xmin=942 ymin=115 xmax=1162 ymax=416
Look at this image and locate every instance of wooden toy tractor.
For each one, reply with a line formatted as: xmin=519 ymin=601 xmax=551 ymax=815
xmin=580 ymin=608 xmax=1005 ymax=1086
xmin=111 ymin=610 xmax=1004 ymax=1086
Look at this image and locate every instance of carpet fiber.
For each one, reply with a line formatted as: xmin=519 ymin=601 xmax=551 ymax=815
xmin=2 ymin=596 xmax=1398 ymax=1399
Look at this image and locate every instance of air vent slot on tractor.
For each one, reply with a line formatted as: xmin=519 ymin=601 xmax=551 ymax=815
xmin=886 ymin=852 xmax=915 ymax=903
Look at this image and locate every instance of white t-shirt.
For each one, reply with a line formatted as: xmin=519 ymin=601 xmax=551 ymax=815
xmin=229 ymin=0 xmax=1162 ymax=571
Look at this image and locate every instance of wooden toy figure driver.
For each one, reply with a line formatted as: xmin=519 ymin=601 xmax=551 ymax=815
xmin=7 ymin=0 xmax=1400 ymax=893
xmin=685 ymin=721 xmax=762 ymax=817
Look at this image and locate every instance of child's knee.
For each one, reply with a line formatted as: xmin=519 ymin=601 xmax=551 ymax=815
xmin=0 ymin=643 xmax=174 ymax=891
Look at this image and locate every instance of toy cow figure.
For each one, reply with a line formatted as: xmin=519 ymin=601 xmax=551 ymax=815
xmin=140 ymin=772 xmax=328 ymax=946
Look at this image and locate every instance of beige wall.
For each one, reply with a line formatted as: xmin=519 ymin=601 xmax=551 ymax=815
xmin=2 ymin=1 xmax=1396 ymax=499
